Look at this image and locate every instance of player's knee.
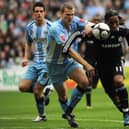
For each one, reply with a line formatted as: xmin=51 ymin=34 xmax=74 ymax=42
xmin=33 ymin=87 xmax=42 ymax=99
xmin=114 ymin=79 xmax=124 ymax=87
xmin=78 ymin=79 xmax=89 ymax=89
xmin=114 ymin=75 xmax=124 ymax=87
xmin=33 ymin=90 xmax=40 ymax=99
xmin=59 ymin=95 xmax=67 ymax=101
xmin=19 ymin=84 xmax=25 ymax=92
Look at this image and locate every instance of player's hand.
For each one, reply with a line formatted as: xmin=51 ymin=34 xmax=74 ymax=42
xmin=83 ymin=27 xmax=93 ymax=37
xmin=21 ymin=59 xmax=28 ymax=67
xmin=84 ymin=64 xmax=95 ymax=79
xmin=83 ymin=22 xmax=94 ymax=37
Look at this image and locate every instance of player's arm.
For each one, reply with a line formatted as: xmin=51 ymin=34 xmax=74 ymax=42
xmin=62 ymin=31 xmax=83 ymax=54
xmin=22 ymin=42 xmax=32 ymax=67
xmin=84 ymin=21 xmax=94 ymax=36
xmin=122 ymin=28 xmax=129 ymax=55
xmin=22 ymin=28 xmax=33 ymax=67
xmin=68 ymin=47 xmax=95 ymax=75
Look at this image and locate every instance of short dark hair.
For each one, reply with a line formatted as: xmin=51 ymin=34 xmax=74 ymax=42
xmin=33 ymin=2 xmax=45 ymax=12
xmin=104 ymin=9 xmax=119 ymax=21
xmin=60 ymin=2 xmax=74 ymax=13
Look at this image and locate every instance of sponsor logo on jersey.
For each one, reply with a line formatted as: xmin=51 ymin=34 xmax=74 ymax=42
xmin=110 ymin=35 xmax=115 ymax=39
xmin=87 ymin=40 xmax=94 ymax=44
xmin=101 ymin=43 xmax=121 ymax=48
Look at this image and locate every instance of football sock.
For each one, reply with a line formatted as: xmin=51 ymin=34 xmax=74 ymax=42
xmin=116 ymin=86 xmax=129 ymax=114
xmin=85 ymin=86 xmax=92 ymax=106
xmin=35 ymin=96 xmax=45 ymax=116
xmin=65 ymin=86 xmax=85 ymax=114
xmin=108 ymin=94 xmax=122 ymax=112
xmin=59 ymin=99 xmax=68 ymax=112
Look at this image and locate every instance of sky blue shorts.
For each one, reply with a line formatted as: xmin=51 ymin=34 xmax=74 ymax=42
xmin=22 ymin=62 xmax=50 ymax=86
xmin=47 ymin=61 xmax=81 ymax=86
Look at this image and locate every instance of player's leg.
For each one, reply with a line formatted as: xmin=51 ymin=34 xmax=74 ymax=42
xmin=105 ymin=87 xmax=123 ymax=112
xmin=47 ymin=63 xmax=79 ymax=128
xmin=113 ymin=74 xmax=129 ymax=126
xmin=33 ymin=70 xmax=49 ymax=122
xmin=85 ymin=85 xmax=92 ymax=109
xmin=19 ymin=79 xmax=33 ymax=92
xmin=98 ymin=63 xmax=129 ymax=126
xmin=33 ymin=82 xmax=47 ymax=122
xmin=85 ymin=68 xmax=99 ymax=109
xmin=54 ymin=83 xmax=69 ymax=112
xmin=19 ymin=65 xmax=37 ymax=93
xmin=43 ymin=84 xmax=54 ymax=106
xmin=65 ymin=62 xmax=89 ymax=113
xmin=59 ymin=62 xmax=88 ymax=128
xmin=98 ymin=65 xmax=123 ymax=112
xmin=64 ymin=65 xmax=89 ymax=128
xmin=92 ymin=69 xmax=99 ymax=89
xmin=111 ymin=62 xmax=129 ymax=126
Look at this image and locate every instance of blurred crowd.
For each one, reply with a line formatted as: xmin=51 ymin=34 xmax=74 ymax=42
xmin=1 ymin=0 xmax=129 ymax=68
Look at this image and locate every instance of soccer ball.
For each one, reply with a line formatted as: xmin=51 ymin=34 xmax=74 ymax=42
xmin=93 ymin=23 xmax=110 ymax=40
xmin=43 ymin=84 xmax=54 ymax=97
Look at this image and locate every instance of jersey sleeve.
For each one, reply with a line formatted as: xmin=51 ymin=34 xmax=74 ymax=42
xmin=125 ymin=28 xmax=129 ymax=46
xmin=74 ymin=16 xmax=88 ymax=31
xmin=25 ymin=27 xmax=33 ymax=45
xmin=49 ymin=26 xmax=67 ymax=45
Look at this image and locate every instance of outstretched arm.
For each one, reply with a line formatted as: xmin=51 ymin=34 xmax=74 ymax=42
xmin=68 ymin=47 xmax=95 ymax=75
xmin=22 ymin=43 xmax=31 ymax=67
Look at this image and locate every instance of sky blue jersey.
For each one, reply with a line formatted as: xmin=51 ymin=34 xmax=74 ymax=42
xmin=26 ymin=19 xmax=52 ymax=63
xmin=47 ymin=16 xmax=88 ymax=64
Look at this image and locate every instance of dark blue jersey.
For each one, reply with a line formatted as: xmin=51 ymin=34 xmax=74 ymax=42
xmin=94 ymin=26 xmax=129 ymax=64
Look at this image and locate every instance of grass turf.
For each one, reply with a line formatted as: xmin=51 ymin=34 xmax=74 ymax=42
xmin=1 ymin=66 xmax=129 ymax=129
xmin=0 ymin=87 xmax=128 ymax=129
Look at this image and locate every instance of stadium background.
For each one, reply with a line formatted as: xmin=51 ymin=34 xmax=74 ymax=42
xmin=1 ymin=0 xmax=129 ymax=90
xmin=1 ymin=1 xmax=129 ymax=129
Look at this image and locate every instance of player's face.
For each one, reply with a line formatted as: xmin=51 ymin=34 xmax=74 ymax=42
xmin=107 ymin=16 xmax=119 ymax=31
xmin=62 ymin=8 xmax=74 ymax=27
xmin=33 ymin=6 xmax=45 ymax=23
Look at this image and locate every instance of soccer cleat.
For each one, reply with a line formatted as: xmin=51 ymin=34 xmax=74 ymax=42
xmin=86 ymin=105 xmax=93 ymax=109
xmin=32 ymin=115 xmax=47 ymax=122
xmin=44 ymin=97 xmax=50 ymax=106
xmin=62 ymin=113 xmax=79 ymax=128
xmin=124 ymin=114 xmax=129 ymax=126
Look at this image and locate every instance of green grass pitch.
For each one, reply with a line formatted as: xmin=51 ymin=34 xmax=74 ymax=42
xmin=0 ymin=67 xmax=129 ymax=129
xmin=0 ymin=88 xmax=129 ymax=129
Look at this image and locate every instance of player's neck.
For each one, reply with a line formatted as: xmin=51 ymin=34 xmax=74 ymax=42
xmin=36 ymin=19 xmax=46 ymax=26
xmin=61 ymin=20 xmax=70 ymax=30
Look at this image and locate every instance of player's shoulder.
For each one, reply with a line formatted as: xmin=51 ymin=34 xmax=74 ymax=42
xmin=72 ymin=16 xmax=85 ymax=22
xmin=119 ymin=25 xmax=129 ymax=35
xmin=26 ymin=20 xmax=35 ymax=28
xmin=49 ymin=19 xmax=62 ymax=32
xmin=26 ymin=20 xmax=35 ymax=31
xmin=45 ymin=19 xmax=52 ymax=27
xmin=119 ymin=25 xmax=129 ymax=31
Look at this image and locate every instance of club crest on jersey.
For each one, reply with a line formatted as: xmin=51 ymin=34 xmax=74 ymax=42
xmin=118 ymin=36 xmax=123 ymax=42
xmin=60 ymin=34 xmax=66 ymax=42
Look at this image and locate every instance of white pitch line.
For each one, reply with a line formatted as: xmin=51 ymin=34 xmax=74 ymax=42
xmin=0 ymin=116 xmax=123 ymax=123
xmin=0 ymin=127 xmax=67 ymax=129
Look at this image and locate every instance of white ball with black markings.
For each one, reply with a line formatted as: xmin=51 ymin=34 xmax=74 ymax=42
xmin=43 ymin=84 xmax=54 ymax=97
xmin=93 ymin=23 xmax=110 ymax=40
